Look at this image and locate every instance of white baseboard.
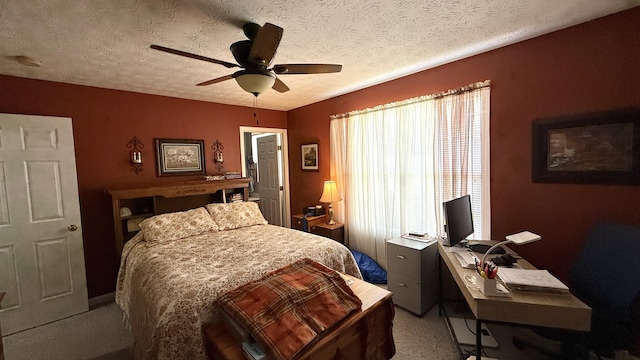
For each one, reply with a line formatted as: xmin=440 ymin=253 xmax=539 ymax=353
xmin=88 ymin=291 xmax=115 ymax=310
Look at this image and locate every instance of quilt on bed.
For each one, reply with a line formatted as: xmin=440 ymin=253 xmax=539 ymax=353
xmin=115 ymin=223 xmax=361 ymax=360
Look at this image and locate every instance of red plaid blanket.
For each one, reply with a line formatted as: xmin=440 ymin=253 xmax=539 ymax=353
xmin=215 ymin=258 xmax=363 ymax=360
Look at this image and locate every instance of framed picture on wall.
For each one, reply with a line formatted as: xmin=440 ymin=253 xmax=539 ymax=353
xmin=532 ymin=108 xmax=640 ymax=185
xmin=301 ymin=143 xmax=319 ymax=171
xmin=155 ymin=138 xmax=206 ymax=176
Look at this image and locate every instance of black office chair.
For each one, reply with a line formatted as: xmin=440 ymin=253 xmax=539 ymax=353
xmin=513 ymin=221 xmax=640 ymax=359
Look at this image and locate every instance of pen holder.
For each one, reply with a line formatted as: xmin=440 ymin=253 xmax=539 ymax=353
xmin=477 ymin=276 xmax=498 ymax=296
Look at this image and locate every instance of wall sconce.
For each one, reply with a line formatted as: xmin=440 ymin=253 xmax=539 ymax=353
xmin=127 ymin=136 xmax=144 ymax=175
xmin=211 ymin=139 xmax=224 ymax=173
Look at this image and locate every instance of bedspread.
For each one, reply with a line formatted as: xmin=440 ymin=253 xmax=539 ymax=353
xmin=115 ymin=224 xmax=362 ymax=360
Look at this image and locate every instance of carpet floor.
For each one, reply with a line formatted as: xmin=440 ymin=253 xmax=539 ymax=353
xmin=1 ymin=300 xmax=578 ymax=360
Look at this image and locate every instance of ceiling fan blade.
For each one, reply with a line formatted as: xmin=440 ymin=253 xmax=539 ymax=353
xmin=272 ymin=64 xmax=342 ymax=74
xmin=150 ymin=45 xmax=239 ymax=69
xmin=249 ymin=23 xmax=283 ymax=66
xmin=272 ymin=77 xmax=290 ymax=93
xmin=196 ymin=75 xmax=233 ymax=86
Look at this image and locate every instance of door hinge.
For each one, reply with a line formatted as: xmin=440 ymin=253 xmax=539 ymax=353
xmin=279 ymin=186 xmax=284 ymax=191
xmin=277 ymin=145 xmax=282 ymax=150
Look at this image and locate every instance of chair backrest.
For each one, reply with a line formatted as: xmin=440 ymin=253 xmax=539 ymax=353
xmin=570 ymin=221 xmax=640 ymax=322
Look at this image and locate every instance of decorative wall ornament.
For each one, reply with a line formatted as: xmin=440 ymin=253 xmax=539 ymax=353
xmin=127 ymin=136 xmax=144 ymax=175
xmin=211 ymin=139 xmax=224 ymax=173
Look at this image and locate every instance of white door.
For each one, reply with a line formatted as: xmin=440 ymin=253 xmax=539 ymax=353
xmin=257 ymin=135 xmax=283 ymax=226
xmin=0 ymin=114 xmax=88 ymax=335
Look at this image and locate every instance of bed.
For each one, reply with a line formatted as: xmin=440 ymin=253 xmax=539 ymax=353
xmin=115 ymin=202 xmax=364 ymax=360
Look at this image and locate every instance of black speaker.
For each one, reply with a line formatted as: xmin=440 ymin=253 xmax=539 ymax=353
xmin=303 ymin=205 xmax=325 ymax=216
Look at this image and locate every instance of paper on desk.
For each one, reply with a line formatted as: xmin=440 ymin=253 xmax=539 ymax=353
xmin=497 ymin=268 xmax=569 ymax=293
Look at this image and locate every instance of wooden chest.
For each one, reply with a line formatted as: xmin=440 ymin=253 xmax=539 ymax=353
xmin=204 ymin=275 xmax=395 ymax=360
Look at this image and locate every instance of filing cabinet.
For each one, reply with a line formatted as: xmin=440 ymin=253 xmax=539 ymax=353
xmin=386 ymin=237 xmax=438 ymax=315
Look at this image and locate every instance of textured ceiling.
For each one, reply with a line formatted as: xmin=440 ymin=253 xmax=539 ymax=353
xmin=1 ymin=1 xmax=638 ymax=111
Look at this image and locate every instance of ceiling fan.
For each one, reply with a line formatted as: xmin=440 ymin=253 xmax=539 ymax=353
xmin=150 ymin=22 xmax=342 ymax=96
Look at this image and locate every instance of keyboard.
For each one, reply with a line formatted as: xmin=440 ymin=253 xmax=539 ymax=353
xmin=452 ymin=250 xmax=479 ymax=269
xmin=467 ymin=243 xmax=506 ymax=254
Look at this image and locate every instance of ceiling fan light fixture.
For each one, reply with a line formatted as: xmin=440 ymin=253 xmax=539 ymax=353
xmin=234 ymin=70 xmax=276 ymax=96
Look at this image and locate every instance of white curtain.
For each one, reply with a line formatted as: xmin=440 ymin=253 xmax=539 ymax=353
xmin=329 ymin=81 xmax=491 ymax=268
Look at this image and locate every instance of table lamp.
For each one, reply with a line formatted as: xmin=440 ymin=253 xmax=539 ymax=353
xmin=319 ymin=180 xmax=342 ymax=225
xmin=481 ymin=230 xmax=541 ymax=266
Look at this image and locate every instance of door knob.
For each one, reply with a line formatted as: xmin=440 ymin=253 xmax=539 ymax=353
xmin=68 ymin=224 xmax=78 ymax=231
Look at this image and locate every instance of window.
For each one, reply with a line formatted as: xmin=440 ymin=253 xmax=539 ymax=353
xmin=330 ymin=81 xmax=490 ymax=265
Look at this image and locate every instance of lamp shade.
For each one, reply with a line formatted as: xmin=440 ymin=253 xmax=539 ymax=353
xmin=234 ymin=70 xmax=276 ymax=95
xmin=319 ymin=181 xmax=341 ymax=203
xmin=505 ymin=231 xmax=541 ymax=245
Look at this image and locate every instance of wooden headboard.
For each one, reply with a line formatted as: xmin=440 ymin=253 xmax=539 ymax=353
xmin=107 ymin=178 xmax=251 ymax=255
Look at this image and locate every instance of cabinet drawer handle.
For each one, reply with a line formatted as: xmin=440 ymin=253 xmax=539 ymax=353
xmin=397 ymin=282 xmax=407 ymax=287
xmin=396 ymin=254 xmax=406 ymax=259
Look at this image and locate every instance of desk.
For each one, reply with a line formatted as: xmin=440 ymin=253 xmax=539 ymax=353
xmin=437 ymin=241 xmax=591 ymax=360
xmin=204 ymin=274 xmax=395 ymax=360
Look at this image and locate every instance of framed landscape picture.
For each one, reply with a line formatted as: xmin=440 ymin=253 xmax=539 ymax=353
xmin=301 ymin=143 xmax=319 ymax=171
xmin=532 ymin=108 xmax=640 ymax=184
xmin=155 ymin=138 xmax=206 ymax=176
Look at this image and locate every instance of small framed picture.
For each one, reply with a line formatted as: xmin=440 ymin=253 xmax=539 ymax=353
xmin=301 ymin=143 xmax=319 ymax=171
xmin=155 ymin=138 xmax=206 ymax=176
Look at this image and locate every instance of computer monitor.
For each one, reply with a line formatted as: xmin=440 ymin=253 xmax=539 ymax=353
xmin=443 ymin=194 xmax=474 ymax=247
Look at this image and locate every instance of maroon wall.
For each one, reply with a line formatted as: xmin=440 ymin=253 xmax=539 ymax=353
xmin=1 ymin=8 xmax=638 ymax=297
xmin=287 ymin=8 xmax=640 ymax=283
xmin=0 ymin=75 xmax=287 ymax=297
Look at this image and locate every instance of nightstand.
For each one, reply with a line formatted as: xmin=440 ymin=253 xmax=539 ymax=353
xmin=292 ymin=214 xmax=345 ymax=244
xmin=292 ymin=213 xmax=326 ymax=230
xmin=312 ymin=222 xmax=345 ymax=244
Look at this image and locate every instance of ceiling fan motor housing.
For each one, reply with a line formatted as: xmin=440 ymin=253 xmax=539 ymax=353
xmin=242 ymin=22 xmax=260 ymax=40
xmin=230 ymin=40 xmax=253 ymax=67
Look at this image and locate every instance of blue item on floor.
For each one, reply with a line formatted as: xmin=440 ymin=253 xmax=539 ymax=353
xmin=351 ymin=250 xmax=387 ymax=284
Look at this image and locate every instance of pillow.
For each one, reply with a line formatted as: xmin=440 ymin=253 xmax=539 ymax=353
xmin=351 ymin=250 xmax=387 ymax=284
xmin=139 ymin=207 xmax=218 ymax=244
xmin=205 ymin=201 xmax=268 ymax=230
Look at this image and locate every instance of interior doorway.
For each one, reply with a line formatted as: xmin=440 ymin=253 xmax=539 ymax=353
xmin=0 ymin=113 xmax=88 ymax=335
xmin=239 ymin=126 xmax=290 ymax=227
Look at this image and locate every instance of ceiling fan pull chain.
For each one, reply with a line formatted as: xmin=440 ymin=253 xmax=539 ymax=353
xmin=254 ymin=95 xmax=259 ymax=125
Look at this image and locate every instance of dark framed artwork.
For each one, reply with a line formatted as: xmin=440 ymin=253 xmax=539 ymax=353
xmin=532 ymin=108 xmax=640 ymax=185
xmin=301 ymin=143 xmax=319 ymax=171
xmin=155 ymin=138 xmax=206 ymax=176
